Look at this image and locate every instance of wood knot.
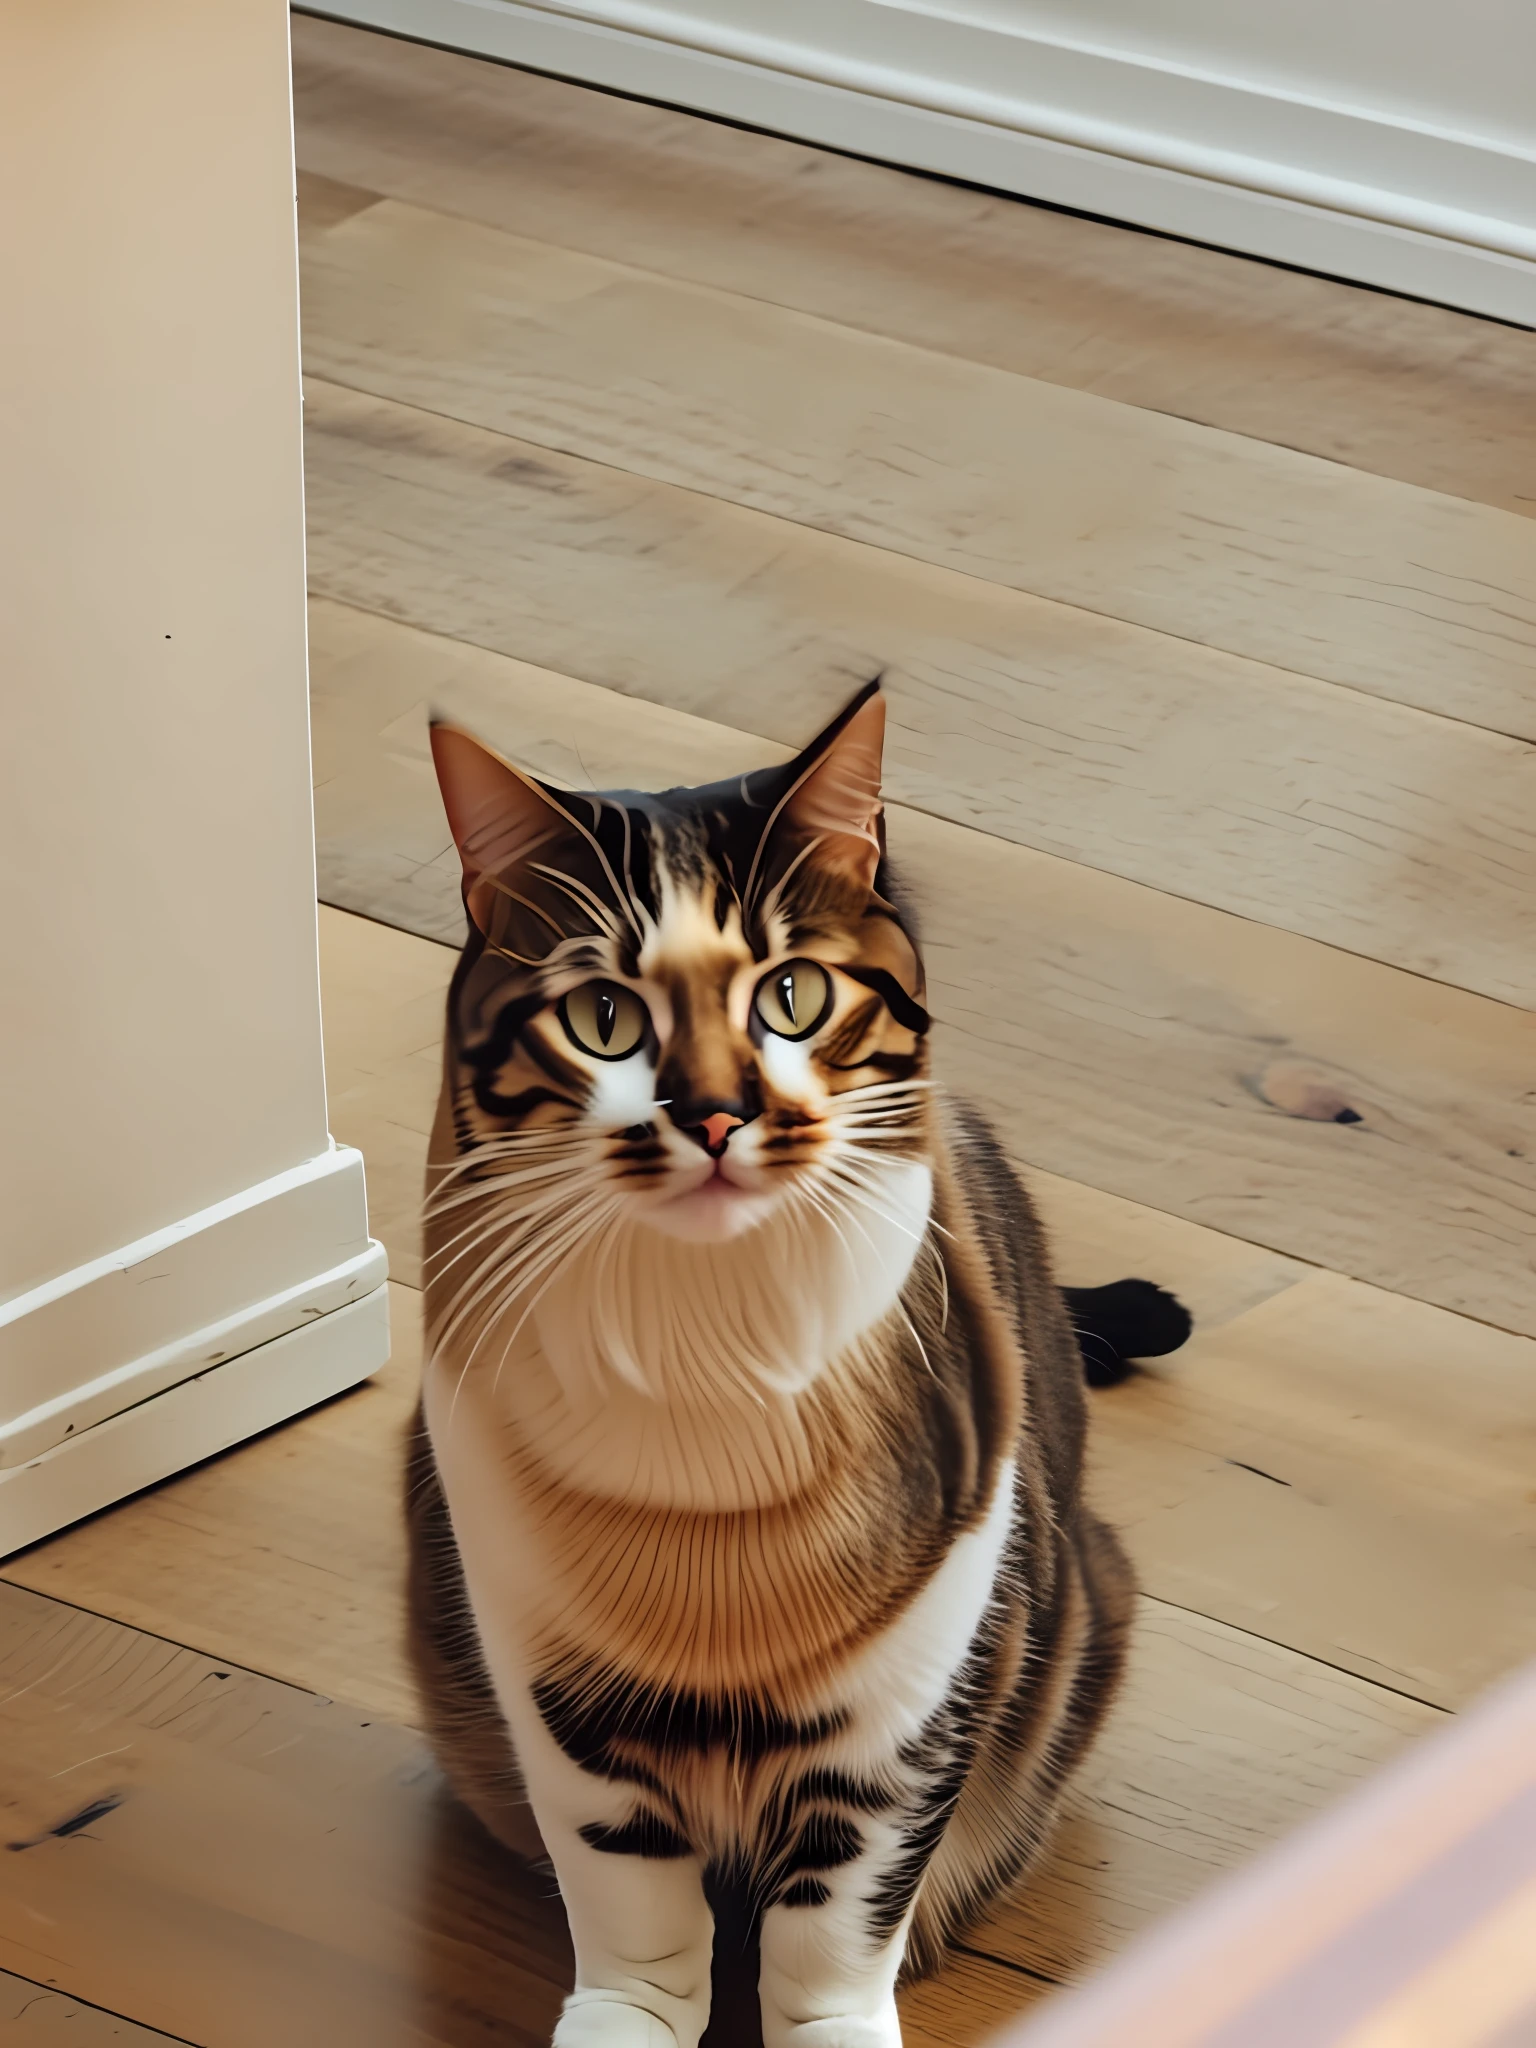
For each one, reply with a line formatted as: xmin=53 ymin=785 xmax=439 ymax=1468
xmin=1254 ymin=1062 xmax=1364 ymax=1125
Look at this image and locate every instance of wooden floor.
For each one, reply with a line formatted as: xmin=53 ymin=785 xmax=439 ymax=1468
xmin=5 ymin=15 xmax=1536 ymax=2044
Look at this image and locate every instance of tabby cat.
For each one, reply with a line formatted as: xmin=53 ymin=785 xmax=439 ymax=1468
xmin=409 ymin=685 xmax=1189 ymax=2047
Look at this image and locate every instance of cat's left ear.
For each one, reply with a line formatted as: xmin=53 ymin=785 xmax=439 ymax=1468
xmin=429 ymin=719 xmax=578 ymax=933
xmin=773 ymin=681 xmax=886 ymax=894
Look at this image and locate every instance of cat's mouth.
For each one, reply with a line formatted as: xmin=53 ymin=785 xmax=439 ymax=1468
xmin=640 ymin=1153 xmax=779 ymax=1243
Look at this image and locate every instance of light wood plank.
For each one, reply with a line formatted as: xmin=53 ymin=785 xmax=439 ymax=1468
xmin=301 ymin=381 xmax=1536 ymax=1006
xmin=298 ymin=201 xmax=1536 ymax=738
xmin=996 ymin=1677 xmax=1536 ymax=2048
xmin=901 ymin=1953 xmax=1050 ymax=2044
xmin=317 ymin=886 xmax=447 ymax=1290
xmin=295 ymin=166 xmax=379 ymax=235
xmin=1090 ymin=1271 xmax=1536 ymax=1708
xmin=1022 ymin=1171 xmax=1307 ymax=1339
xmin=897 ymin=801 xmax=1533 ymax=1337
xmin=0 ymin=1973 xmax=186 ymax=2046
xmin=0 ymin=1582 xmax=570 ymax=2048
xmin=302 ymin=601 xmax=1536 ymax=1337
xmin=2 ymin=1281 xmax=423 ymax=1727
xmin=290 ymin=13 xmax=1536 ymax=518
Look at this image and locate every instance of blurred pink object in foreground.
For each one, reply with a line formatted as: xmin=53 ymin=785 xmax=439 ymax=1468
xmin=998 ymin=1659 xmax=1536 ymax=2048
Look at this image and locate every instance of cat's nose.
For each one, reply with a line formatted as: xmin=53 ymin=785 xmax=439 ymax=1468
xmin=699 ymin=1111 xmax=742 ymax=1153
xmin=682 ymin=1107 xmax=748 ymax=1158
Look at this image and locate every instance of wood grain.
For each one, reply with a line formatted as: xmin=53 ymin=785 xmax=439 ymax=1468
xmin=290 ymin=13 xmax=1536 ymax=519
xmin=0 ymin=1581 xmax=571 ymax=2048
xmin=3 ymin=1282 xmax=424 ymax=1726
xmin=903 ymin=801 xmax=1536 ymax=1337
xmin=298 ymin=201 xmax=1536 ymax=738
xmin=301 ymin=602 xmax=1536 ymax=1338
xmin=295 ymin=167 xmax=379 ymax=235
xmin=901 ymin=1953 xmax=1050 ymax=2043
xmin=0 ymin=1973 xmax=186 ymax=2045
xmin=1090 ymin=1270 xmax=1536 ymax=1709
xmin=301 ymin=383 xmax=1536 ymax=1006
xmin=316 ymin=879 xmax=447 ymax=1290
xmin=1023 ymin=1170 xmax=1307 ymax=1339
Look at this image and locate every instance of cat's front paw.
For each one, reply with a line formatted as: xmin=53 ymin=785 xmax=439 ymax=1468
xmin=553 ymin=1994 xmax=689 ymax=2047
xmin=771 ymin=2018 xmax=903 ymax=2048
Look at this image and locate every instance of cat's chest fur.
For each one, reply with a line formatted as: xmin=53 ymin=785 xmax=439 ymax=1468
xmin=422 ymin=1158 xmax=1006 ymax=1706
xmin=425 ymin=1345 xmax=959 ymax=1706
xmin=428 ymin=1146 xmax=962 ymax=1687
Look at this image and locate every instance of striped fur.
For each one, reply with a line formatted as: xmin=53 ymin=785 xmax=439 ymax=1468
xmin=409 ymin=687 xmax=1183 ymax=2046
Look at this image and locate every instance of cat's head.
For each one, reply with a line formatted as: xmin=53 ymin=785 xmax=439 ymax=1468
xmin=428 ymin=685 xmax=930 ymax=1250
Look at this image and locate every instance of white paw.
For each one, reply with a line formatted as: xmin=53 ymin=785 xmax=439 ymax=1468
xmin=774 ymin=2019 xmax=902 ymax=2048
xmin=553 ymin=1993 xmax=687 ymax=2047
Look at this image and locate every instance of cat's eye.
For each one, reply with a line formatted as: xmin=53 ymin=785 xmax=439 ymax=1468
xmin=559 ymin=981 xmax=649 ymax=1060
xmin=754 ymin=959 xmax=833 ymax=1041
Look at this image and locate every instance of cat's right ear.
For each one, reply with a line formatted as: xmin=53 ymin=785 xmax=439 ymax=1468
xmin=429 ymin=721 xmax=572 ymax=932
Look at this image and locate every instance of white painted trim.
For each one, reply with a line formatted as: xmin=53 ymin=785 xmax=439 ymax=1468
xmin=0 ymin=1284 xmax=391 ymax=1558
xmin=0 ymin=1243 xmax=387 ymax=1469
xmin=301 ymin=0 xmax=1536 ymax=324
xmin=1 ymin=1145 xmax=385 ymax=1467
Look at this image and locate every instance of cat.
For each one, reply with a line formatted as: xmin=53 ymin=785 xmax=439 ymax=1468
xmin=407 ymin=683 xmax=1190 ymax=2047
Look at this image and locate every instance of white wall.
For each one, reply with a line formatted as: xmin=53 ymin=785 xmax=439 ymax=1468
xmin=0 ymin=0 xmax=387 ymax=1551
xmin=3 ymin=0 xmax=325 ymax=1296
xmin=311 ymin=0 xmax=1536 ymax=321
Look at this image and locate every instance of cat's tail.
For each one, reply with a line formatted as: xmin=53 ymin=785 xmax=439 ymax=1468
xmin=1063 ymin=1280 xmax=1192 ymax=1388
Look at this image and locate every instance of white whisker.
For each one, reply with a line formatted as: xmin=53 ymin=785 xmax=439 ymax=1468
xmin=822 ymin=1157 xmax=941 ymax=1247
xmin=425 ymin=1185 xmax=588 ymax=1287
xmin=439 ymin=1188 xmax=620 ymax=1428
xmin=425 ymin=1157 xmax=590 ymax=1227
xmin=430 ymin=1188 xmax=604 ymax=1353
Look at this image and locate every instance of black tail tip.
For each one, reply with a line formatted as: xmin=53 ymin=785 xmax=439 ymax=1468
xmin=1063 ymin=1279 xmax=1193 ymax=1388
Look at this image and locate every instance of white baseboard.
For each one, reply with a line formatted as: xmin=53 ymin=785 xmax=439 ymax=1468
xmin=302 ymin=0 xmax=1536 ymax=325
xmin=1 ymin=1144 xmax=386 ymax=1468
xmin=0 ymin=1283 xmax=391 ymax=1558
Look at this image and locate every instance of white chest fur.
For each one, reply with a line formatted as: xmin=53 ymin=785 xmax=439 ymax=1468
xmin=430 ymin=1159 xmax=933 ymax=1517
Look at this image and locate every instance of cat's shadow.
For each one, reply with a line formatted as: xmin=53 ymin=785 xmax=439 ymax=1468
xmin=407 ymin=1785 xmax=569 ymax=2043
